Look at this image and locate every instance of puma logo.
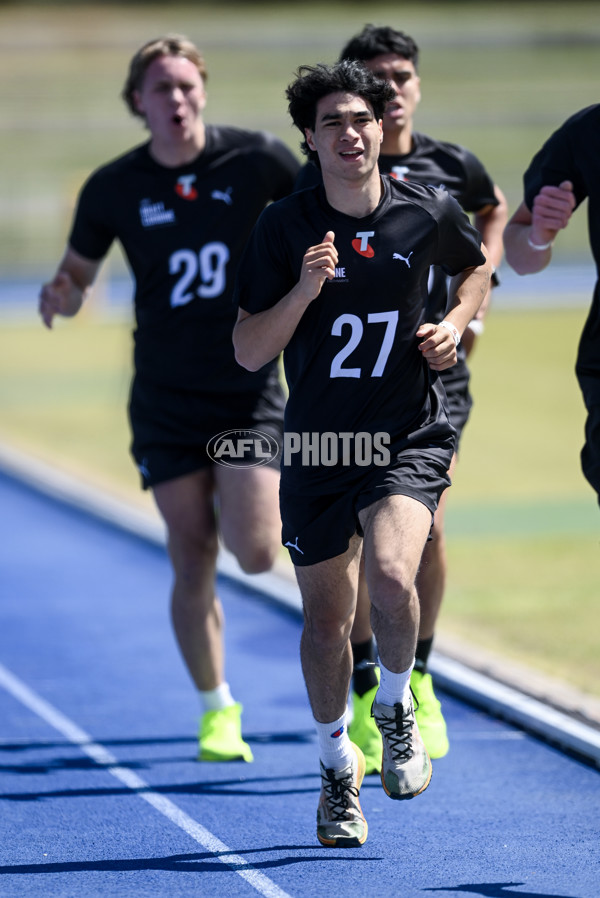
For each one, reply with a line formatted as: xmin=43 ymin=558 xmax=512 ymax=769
xmin=284 ymin=537 xmax=304 ymax=555
xmin=393 ymin=251 xmax=413 ymax=267
xmin=211 ymin=187 xmax=233 ymax=205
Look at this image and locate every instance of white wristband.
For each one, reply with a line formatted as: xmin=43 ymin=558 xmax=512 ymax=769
xmin=467 ymin=319 xmax=485 ymax=337
xmin=440 ymin=320 xmax=460 ymax=345
xmin=527 ymin=234 xmax=553 ymax=251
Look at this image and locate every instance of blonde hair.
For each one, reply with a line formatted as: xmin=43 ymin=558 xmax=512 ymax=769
xmin=122 ymin=34 xmax=207 ymax=118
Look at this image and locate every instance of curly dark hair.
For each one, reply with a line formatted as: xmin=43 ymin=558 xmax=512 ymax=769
xmin=339 ymin=24 xmax=419 ymax=69
xmin=286 ymin=60 xmax=395 ymax=166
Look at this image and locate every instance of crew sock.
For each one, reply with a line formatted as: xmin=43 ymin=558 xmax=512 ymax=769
xmin=352 ymin=637 xmax=379 ymax=696
xmin=376 ymin=659 xmax=414 ymax=707
xmin=414 ymin=635 xmax=434 ymax=674
xmin=199 ymin=682 xmax=235 ymax=713
xmin=315 ymin=711 xmax=354 ymax=770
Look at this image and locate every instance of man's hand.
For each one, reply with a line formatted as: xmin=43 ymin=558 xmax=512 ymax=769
xmin=416 ymin=321 xmax=459 ymax=371
xmin=531 ymin=179 xmax=576 ymax=245
xmin=297 ymin=231 xmax=338 ymax=304
xmin=39 ymin=271 xmax=76 ymax=329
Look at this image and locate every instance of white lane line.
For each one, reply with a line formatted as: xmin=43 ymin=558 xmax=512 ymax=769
xmin=0 ymin=662 xmax=292 ymax=898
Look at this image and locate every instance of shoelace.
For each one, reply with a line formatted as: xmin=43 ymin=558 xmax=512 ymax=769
xmin=374 ymin=702 xmax=414 ymax=762
xmin=321 ymin=766 xmax=359 ymax=820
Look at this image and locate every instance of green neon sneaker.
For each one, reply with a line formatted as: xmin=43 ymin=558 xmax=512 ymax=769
xmin=348 ymin=684 xmax=383 ymax=775
xmin=411 ymin=670 xmax=449 ymax=759
xmin=373 ymin=697 xmax=432 ymax=800
xmin=198 ymin=702 xmax=254 ymax=762
xmin=316 ymin=742 xmax=368 ymax=847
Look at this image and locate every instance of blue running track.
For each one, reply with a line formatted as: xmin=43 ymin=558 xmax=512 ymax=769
xmin=0 ymin=467 xmax=598 ymax=898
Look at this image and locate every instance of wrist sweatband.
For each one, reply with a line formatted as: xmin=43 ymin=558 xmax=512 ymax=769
xmin=467 ymin=319 xmax=485 ymax=337
xmin=440 ymin=320 xmax=460 ymax=345
xmin=527 ymin=234 xmax=553 ymax=251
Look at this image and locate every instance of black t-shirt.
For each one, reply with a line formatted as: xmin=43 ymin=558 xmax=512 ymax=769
xmin=295 ymin=131 xmax=498 ymax=394
xmin=69 ymin=125 xmax=300 ymax=392
xmin=523 ymin=104 xmax=600 ymax=385
xmin=235 ymin=177 xmax=485 ymax=489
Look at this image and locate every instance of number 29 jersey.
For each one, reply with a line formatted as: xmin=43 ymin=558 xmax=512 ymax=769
xmin=68 ymin=125 xmax=299 ymax=393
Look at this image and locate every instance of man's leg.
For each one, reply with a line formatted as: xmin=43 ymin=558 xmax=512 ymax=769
xmin=153 ymin=470 xmax=252 ymax=762
xmin=295 ymin=537 xmax=362 ymax=723
xmin=350 ymin=452 xmax=456 ymax=761
xmin=360 ymin=493 xmax=433 ymax=800
xmin=411 ymin=452 xmax=456 ymax=758
xmin=348 ymin=560 xmax=382 ymax=774
xmin=215 ymin=465 xmax=281 ymax=573
xmin=295 ymin=537 xmax=368 ymax=847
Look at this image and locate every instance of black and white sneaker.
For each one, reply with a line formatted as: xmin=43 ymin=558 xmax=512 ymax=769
xmin=372 ymin=696 xmax=432 ymax=800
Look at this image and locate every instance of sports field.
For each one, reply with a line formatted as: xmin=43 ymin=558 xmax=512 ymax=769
xmin=1 ymin=2 xmax=599 ymax=701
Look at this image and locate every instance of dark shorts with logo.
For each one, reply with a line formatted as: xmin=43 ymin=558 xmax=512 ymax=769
xmin=279 ymin=438 xmax=453 ymax=567
xmin=129 ymin=373 xmax=285 ymax=489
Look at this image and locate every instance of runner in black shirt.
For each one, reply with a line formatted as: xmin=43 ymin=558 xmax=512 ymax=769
xmin=504 ymin=104 xmax=600 ymax=504
xmin=39 ymin=35 xmax=299 ymax=764
xmin=295 ymin=25 xmax=507 ymax=767
xmin=233 ymin=60 xmax=491 ymax=847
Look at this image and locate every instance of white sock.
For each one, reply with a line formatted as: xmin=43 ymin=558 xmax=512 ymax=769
xmin=199 ymin=682 xmax=235 ymax=713
xmin=376 ymin=659 xmax=414 ymax=707
xmin=315 ymin=711 xmax=353 ymax=771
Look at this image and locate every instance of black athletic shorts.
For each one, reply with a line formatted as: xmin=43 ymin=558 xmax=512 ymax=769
xmin=129 ymin=370 xmax=285 ymax=489
xmin=579 ymin=375 xmax=600 ymax=502
xmin=444 ymin=381 xmax=472 ymax=452
xmin=440 ymin=360 xmax=472 ymax=453
xmin=280 ymin=438 xmax=453 ymax=567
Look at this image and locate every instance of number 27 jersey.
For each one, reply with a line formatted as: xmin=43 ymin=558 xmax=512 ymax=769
xmin=235 ymin=177 xmax=485 ymax=441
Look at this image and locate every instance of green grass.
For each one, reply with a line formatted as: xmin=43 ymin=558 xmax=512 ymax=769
xmin=457 ymin=306 xmax=590 ymax=503
xmin=0 ymin=314 xmax=139 ymax=499
xmin=442 ymin=534 xmax=599 ymax=689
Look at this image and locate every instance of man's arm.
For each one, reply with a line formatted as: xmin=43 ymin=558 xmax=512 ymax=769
xmin=39 ymin=246 xmax=102 ymax=329
xmin=233 ymin=231 xmax=337 ymax=371
xmin=417 ymin=243 xmax=492 ymax=372
xmin=504 ymin=180 xmax=576 ymax=275
xmin=474 ymin=184 xmax=508 ymax=273
xmin=462 ymin=183 xmax=508 ymax=355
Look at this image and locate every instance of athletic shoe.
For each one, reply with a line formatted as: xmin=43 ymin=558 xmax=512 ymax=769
xmin=372 ymin=697 xmax=432 ymax=800
xmin=348 ymin=684 xmax=383 ymax=775
xmin=198 ymin=702 xmax=254 ymax=762
xmin=411 ymin=669 xmax=449 ymax=759
xmin=316 ymin=742 xmax=368 ymax=847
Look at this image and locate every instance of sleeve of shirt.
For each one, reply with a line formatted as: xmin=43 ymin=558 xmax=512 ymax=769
xmin=255 ymin=132 xmax=301 ymax=202
xmin=293 ymin=162 xmax=322 ymax=192
xmin=68 ymin=171 xmax=116 ymax=261
xmin=233 ymin=202 xmax=296 ymax=314
xmin=432 ymin=189 xmax=486 ymax=275
xmin=523 ymin=113 xmax=587 ymax=211
xmin=456 ymin=147 xmax=499 ymax=212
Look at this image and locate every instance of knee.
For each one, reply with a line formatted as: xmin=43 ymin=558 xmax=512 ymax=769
xmin=168 ymin=527 xmax=219 ymax=583
xmin=369 ymin=562 xmax=415 ymax=616
xmin=303 ymin=606 xmax=353 ymax=652
xmin=235 ymin=541 xmax=279 ymax=575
